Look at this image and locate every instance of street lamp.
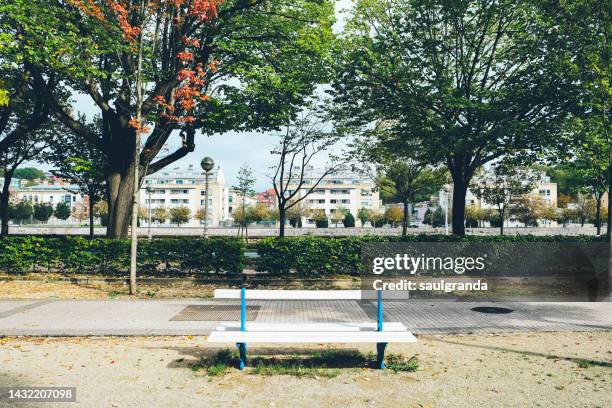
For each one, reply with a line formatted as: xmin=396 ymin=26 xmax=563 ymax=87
xmin=146 ymin=186 xmax=153 ymax=241
xmin=200 ymin=157 xmax=215 ymax=238
xmin=443 ymin=188 xmax=450 ymax=235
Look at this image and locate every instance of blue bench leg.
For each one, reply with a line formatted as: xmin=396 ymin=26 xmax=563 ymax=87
xmin=376 ymin=342 xmax=387 ymax=369
xmin=236 ymin=343 xmax=247 ymax=370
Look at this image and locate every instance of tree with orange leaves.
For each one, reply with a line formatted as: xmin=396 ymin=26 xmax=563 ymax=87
xmin=4 ymin=0 xmax=334 ymax=238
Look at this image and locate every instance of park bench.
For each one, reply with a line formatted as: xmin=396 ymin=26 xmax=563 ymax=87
xmin=206 ymin=289 xmax=417 ymax=369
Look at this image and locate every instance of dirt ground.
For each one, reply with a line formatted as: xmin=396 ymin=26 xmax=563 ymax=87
xmin=0 ymin=280 xmax=215 ymax=299
xmin=0 ymin=331 xmax=610 ymax=408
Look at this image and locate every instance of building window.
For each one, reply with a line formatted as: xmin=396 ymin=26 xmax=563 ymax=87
xmin=170 ymin=199 xmax=189 ymax=204
xmin=170 ymin=189 xmax=188 ymax=194
xmin=330 ymin=199 xmax=337 ymax=204
xmin=341 ymin=199 xmax=350 ymax=204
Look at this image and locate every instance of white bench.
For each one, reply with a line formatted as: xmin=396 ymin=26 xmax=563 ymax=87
xmin=207 ymin=289 xmax=417 ymax=369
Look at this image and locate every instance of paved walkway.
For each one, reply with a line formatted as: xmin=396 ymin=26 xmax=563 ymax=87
xmin=0 ymin=299 xmax=610 ymax=336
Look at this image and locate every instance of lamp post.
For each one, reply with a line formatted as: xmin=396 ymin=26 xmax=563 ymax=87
xmin=146 ymin=186 xmax=153 ymax=241
xmin=443 ymin=188 xmax=450 ymax=235
xmin=201 ymin=157 xmax=215 ymax=238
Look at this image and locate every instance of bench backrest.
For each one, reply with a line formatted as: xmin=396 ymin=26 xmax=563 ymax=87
xmin=214 ymin=289 xmax=362 ymax=300
xmin=217 ymin=288 xmax=385 ymax=333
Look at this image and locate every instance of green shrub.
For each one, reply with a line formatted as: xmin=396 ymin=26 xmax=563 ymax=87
xmin=256 ymin=234 xmax=605 ymax=276
xmin=343 ymin=212 xmax=356 ymax=227
xmin=0 ymin=236 xmax=244 ymax=275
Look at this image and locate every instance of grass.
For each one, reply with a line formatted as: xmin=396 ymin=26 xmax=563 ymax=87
xmin=251 ymin=364 xmax=341 ymax=378
xmin=192 ymin=348 xmax=419 ymax=378
xmin=107 ymin=290 xmax=120 ymax=299
xmin=385 ymin=353 xmax=419 ymax=373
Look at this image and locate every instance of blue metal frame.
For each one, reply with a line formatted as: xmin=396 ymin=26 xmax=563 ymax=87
xmin=376 ymin=289 xmax=387 ymax=369
xmin=233 ymin=288 xmax=388 ymax=370
xmin=236 ymin=287 xmax=247 ymax=369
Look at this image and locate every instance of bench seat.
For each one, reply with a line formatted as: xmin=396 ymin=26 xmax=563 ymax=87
xmin=207 ymin=330 xmax=417 ymax=343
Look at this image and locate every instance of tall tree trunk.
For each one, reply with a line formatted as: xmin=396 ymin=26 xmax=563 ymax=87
xmin=279 ymin=206 xmax=286 ymax=238
xmin=106 ymin=167 xmax=136 ymax=239
xmin=402 ymin=199 xmax=409 ymax=237
xmin=0 ymin=174 xmax=11 ymax=237
xmin=498 ymin=208 xmax=505 ymax=236
xmin=450 ymin=174 xmax=468 ymax=236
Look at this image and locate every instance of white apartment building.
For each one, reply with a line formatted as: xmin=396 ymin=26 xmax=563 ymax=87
xmin=12 ymin=183 xmax=87 ymax=224
xmin=285 ymin=166 xmax=382 ymax=227
xmin=141 ymin=164 xmax=229 ymax=227
xmin=227 ymin=189 xmax=258 ymax=218
xmin=14 ymin=184 xmax=83 ymax=208
xmin=439 ymin=173 xmax=559 ymax=227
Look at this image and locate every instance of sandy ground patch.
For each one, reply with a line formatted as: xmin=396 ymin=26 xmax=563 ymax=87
xmin=0 ymin=280 xmax=214 ymax=300
xmin=0 ymin=332 xmax=610 ymax=407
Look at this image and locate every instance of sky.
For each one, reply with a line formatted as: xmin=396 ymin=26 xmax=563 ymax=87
xmin=30 ymin=0 xmax=355 ymax=191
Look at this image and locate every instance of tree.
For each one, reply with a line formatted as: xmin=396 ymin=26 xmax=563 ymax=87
xmin=575 ymin=194 xmax=596 ymax=227
xmin=152 ymin=207 xmax=168 ymax=225
xmin=423 ymin=207 xmax=445 ymax=228
xmin=271 ymin=111 xmax=345 ymax=237
xmin=357 ymin=207 xmax=370 ymax=227
xmin=194 ymin=208 xmax=206 ymax=224
xmin=13 ymin=167 xmax=45 ymax=181
xmin=557 ymin=208 xmax=578 ymax=227
xmin=539 ymin=205 xmax=558 ymax=226
xmin=47 ymin=124 xmax=107 ymax=238
xmin=311 ymin=209 xmax=328 ymax=228
xmin=54 ymin=202 xmax=71 ymax=221
xmin=265 ymin=208 xmax=279 ymax=226
xmin=286 ymin=202 xmax=307 ymax=228
xmin=464 ymin=205 xmax=485 ymax=228
xmin=374 ymin=160 xmax=446 ymax=236
xmin=9 ymin=201 xmax=33 ymax=225
xmin=33 ymin=203 xmax=54 ymax=223
xmin=93 ymin=201 xmax=109 ymax=226
xmin=537 ymin=0 xmax=611 ymax=240
xmin=233 ymin=165 xmax=256 ymax=241
xmin=385 ymin=206 xmax=403 ymax=228
xmin=0 ymin=134 xmax=55 ymax=236
xmin=169 ymin=207 xmax=190 ymax=227
xmin=330 ymin=207 xmax=347 ymax=228
xmin=368 ymin=210 xmax=386 ymax=228
xmin=250 ymin=203 xmax=269 ymax=225
xmin=343 ymin=212 xmax=356 ymax=228
xmin=72 ymin=202 xmax=90 ymax=224
xmin=331 ymin=0 xmax=577 ymax=235
xmin=472 ymin=162 xmax=536 ymax=235
xmin=512 ymin=196 xmax=544 ymax=227
xmin=6 ymin=0 xmax=334 ymax=238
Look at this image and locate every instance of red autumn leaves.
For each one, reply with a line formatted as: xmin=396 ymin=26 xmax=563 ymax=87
xmin=68 ymin=0 xmax=223 ymax=132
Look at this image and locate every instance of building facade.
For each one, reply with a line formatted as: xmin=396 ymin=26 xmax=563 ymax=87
xmin=438 ymin=173 xmax=559 ymax=227
xmin=141 ymin=165 xmax=229 ymax=227
xmin=256 ymin=188 xmax=277 ymax=209
xmin=284 ymin=166 xmax=382 ymax=227
xmin=227 ymin=189 xmax=258 ymax=219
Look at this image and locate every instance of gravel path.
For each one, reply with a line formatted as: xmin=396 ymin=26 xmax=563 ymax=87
xmin=0 ymin=332 xmax=610 ymax=407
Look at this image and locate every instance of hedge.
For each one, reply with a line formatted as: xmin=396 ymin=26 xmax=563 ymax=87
xmin=255 ymin=234 xmax=606 ymax=276
xmin=0 ymin=236 xmax=245 ymax=275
